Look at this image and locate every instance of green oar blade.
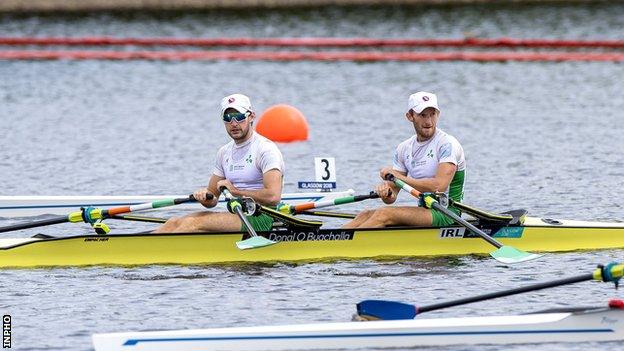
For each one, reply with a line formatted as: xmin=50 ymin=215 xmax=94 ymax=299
xmin=236 ymin=236 xmax=276 ymax=250
xmin=490 ymin=245 xmax=542 ymax=264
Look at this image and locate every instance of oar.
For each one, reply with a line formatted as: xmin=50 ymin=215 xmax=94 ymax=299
xmin=0 ymin=194 xmax=211 ymax=234
xmin=384 ymin=174 xmax=541 ymax=264
xmin=298 ymin=210 xmax=357 ymax=219
xmin=219 ymin=188 xmax=276 ymax=250
xmin=357 ymin=262 xmax=623 ymax=320
xmin=277 ymin=191 xmax=381 ymax=215
xmin=110 ymin=214 xmax=169 ymax=224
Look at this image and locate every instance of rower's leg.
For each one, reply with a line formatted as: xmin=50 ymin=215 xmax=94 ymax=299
xmin=153 ymin=211 xmax=241 ymax=233
xmin=341 ymin=209 xmax=376 ymax=229
xmin=357 ymin=206 xmax=432 ymax=228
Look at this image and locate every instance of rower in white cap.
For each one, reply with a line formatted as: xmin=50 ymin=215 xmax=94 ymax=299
xmin=343 ymin=91 xmax=466 ymax=229
xmin=154 ymin=93 xmax=285 ymax=233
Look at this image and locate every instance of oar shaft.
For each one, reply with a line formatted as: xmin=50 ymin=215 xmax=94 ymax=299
xmin=418 ymin=273 xmax=593 ymax=314
xmin=220 ymin=188 xmax=260 ymax=238
xmin=290 ymin=192 xmax=379 ymax=213
xmin=430 ymin=201 xmax=502 ymax=248
xmin=385 ymin=173 xmax=505 ymax=250
xmin=0 ymin=193 xmax=211 ymax=234
xmin=103 ymin=195 xmax=201 ymax=217
xmin=0 ymin=216 xmax=69 ymax=233
xmin=299 ymin=210 xmax=357 ymax=219
xmin=390 ymin=177 xmax=421 ymax=198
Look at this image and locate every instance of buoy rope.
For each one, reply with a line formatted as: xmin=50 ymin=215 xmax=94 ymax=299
xmin=1 ymin=37 xmax=624 ymax=49
xmin=2 ymin=50 xmax=624 ymax=62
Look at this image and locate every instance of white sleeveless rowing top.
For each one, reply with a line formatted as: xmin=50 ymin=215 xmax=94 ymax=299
xmin=392 ymin=128 xmax=466 ymax=201
xmin=213 ymin=131 xmax=284 ymax=190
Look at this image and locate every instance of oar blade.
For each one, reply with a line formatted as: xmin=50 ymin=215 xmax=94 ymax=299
xmin=490 ymin=245 xmax=542 ymax=264
xmin=236 ymin=236 xmax=276 ymax=250
xmin=356 ymin=300 xmax=417 ymax=320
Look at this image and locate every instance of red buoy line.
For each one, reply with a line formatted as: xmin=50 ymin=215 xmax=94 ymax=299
xmin=2 ymin=50 xmax=624 ymax=62
xmin=1 ymin=36 xmax=624 ymax=49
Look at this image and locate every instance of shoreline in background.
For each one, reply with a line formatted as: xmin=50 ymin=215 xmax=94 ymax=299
xmin=0 ymin=0 xmax=614 ymax=13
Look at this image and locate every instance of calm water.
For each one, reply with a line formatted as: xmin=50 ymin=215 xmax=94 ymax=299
xmin=2 ymin=3 xmax=624 ymax=350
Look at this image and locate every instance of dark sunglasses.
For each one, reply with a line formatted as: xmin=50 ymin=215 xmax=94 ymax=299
xmin=222 ymin=112 xmax=249 ymax=123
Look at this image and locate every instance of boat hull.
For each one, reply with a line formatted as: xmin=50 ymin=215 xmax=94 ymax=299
xmin=1 ymin=217 xmax=624 ymax=268
xmin=92 ymin=307 xmax=624 ymax=350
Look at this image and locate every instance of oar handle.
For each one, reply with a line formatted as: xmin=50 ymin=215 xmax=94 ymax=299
xmin=384 ymin=174 xmax=422 ymax=198
xmin=189 ymin=193 xmax=214 ymax=202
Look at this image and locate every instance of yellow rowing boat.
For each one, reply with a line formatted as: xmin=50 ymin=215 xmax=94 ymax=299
xmin=1 ymin=216 xmax=623 ymax=268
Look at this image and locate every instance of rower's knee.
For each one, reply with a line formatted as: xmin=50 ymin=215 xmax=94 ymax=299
xmin=166 ymin=216 xmax=182 ymax=227
xmin=164 ymin=216 xmax=190 ymax=231
xmin=370 ymin=208 xmax=394 ymax=226
xmin=356 ymin=209 xmax=375 ymax=220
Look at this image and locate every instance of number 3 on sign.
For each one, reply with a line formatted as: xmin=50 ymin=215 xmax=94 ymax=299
xmin=315 ymin=157 xmax=336 ymax=182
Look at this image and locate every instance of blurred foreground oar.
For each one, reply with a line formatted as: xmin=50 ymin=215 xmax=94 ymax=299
xmin=358 ymin=262 xmax=624 ymax=320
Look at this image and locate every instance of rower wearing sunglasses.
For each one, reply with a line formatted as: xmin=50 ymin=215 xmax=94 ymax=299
xmin=154 ymin=93 xmax=284 ymax=233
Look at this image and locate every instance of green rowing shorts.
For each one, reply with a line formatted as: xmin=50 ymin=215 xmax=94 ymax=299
xmin=241 ymin=213 xmax=274 ymax=232
xmin=431 ymin=206 xmax=461 ymax=227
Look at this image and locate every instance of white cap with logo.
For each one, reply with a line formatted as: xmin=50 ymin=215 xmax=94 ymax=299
xmin=407 ymin=91 xmax=439 ymax=113
xmin=221 ymin=93 xmax=253 ymax=114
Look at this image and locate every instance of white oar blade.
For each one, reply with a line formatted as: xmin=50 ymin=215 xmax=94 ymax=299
xmin=236 ymin=236 xmax=276 ymax=250
xmin=490 ymin=245 xmax=542 ymax=264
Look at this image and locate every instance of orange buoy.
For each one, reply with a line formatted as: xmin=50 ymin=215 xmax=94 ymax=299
xmin=256 ymin=104 xmax=309 ymax=142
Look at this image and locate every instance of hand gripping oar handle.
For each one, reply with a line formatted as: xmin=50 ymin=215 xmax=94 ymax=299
xmin=0 ymin=193 xmax=213 ymax=234
xmin=383 ymin=173 xmax=540 ymax=264
xmin=219 ymin=187 xmax=259 ymax=236
xmin=383 ymin=173 xmax=498 ymax=248
xmin=383 ymin=173 xmax=421 ymax=198
xmin=357 ymin=262 xmax=624 ymax=320
xmin=219 ymin=187 xmax=276 ymax=250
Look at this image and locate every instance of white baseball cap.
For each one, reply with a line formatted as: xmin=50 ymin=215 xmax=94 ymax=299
xmin=221 ymin=93 xmax=253 ymax=114
xmin=408 ymin=91 xmax=439 ymax=113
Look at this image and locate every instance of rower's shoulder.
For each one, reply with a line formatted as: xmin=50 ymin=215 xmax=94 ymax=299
xmin=216 ymin=140 xmax=235 ymax=155
xmin=396 ymin=135 xmax=417 ymax=150
xmin=436 ymin=129 xmax=463 ymax=146
xmin=254 ymin=133 xmax=282 ymax=151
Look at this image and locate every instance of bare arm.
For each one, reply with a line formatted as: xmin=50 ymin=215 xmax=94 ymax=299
xmin=193 ymin=175 xmax=223 ymax=208
xmin=219 ymin=169 xmax=283 ymax=206
xmin=394 ymin=162 xmax=457 ymax=193
xmin=376 ymin=170 xmax=406 ymax=205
